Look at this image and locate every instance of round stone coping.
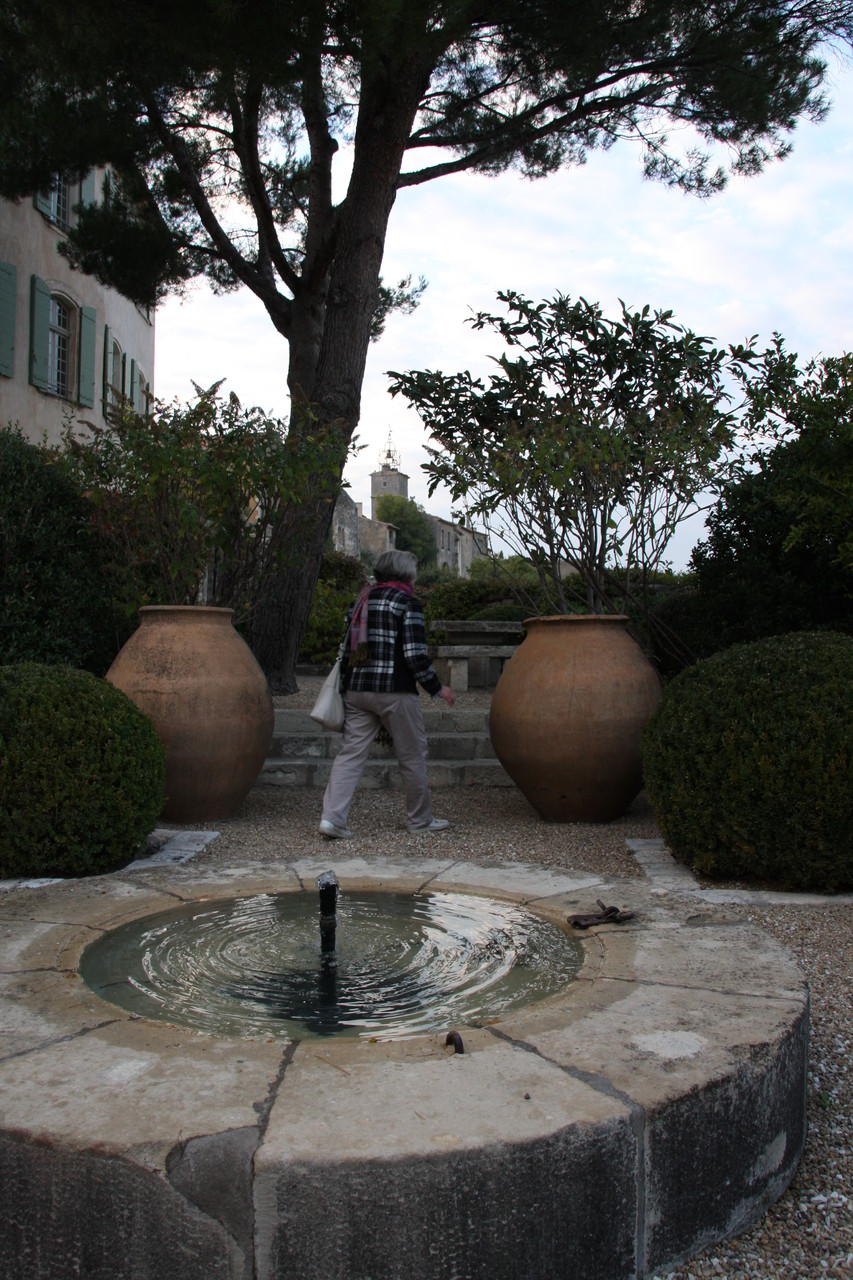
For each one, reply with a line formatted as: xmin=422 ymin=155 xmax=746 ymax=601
xmin=0 ymin=857 xmax=809 ymax=1280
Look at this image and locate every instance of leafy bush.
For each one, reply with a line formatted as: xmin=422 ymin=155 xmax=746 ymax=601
xmin=688 ymin=464 xmax=852 ymax=649
xmin=299 ymin=553 xmax=367 ymax=665
xmin=421 ymin=578 xmax=497 ymax=622
xmin=642 ymin=632 xmax=853 ymax=892
xmin=0 ymin=427 xmax=120 ymax=673
xmin=391 ymin=292 xmax=750 ymax=614
xmin=0 ymin=663 xmax=165 ymax=878
xmin=471 ymin=603 xmax=531 ymax=622
xmin=650 ymin=349 xmax=853 ymax=674
xmin=62 ymin=386 xmax=350 ymax=627
xmin=642 ymin=582 xmax=713 ymax=680
xmin=318 ymin=550 xmax=370 ymax=596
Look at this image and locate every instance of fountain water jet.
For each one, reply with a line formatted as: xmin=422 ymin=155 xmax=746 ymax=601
xmin=317 ymin=869 xmax=339 ymax=952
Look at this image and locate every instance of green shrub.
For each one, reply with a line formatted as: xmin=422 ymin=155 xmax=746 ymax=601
xmin=62 ymin=389 xmax=351 ymax=627
xmin=644 ymin=586 xmax=713 ymax=680
xmin=471 ymin=603 xmax=531 ymax=622
xmin=421 ymin=577 xmax=496 ymax=622
xmin=299 ymin=553 xmax=368 ymax=665
xmin=0 ymin=427 xmax=121 ymax=673
xmin=318 ymin=550 xmax=370 ymax=596
xmin=642 ymin=632 xmax=853 ymax=892
xmin=0 ymin=664 xmax=165 ymax=878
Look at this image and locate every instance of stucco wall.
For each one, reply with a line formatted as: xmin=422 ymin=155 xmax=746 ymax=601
xmin=0 ymin=172 xmax=155 ymax=447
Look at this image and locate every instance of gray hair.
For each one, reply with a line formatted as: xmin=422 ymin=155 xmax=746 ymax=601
xmin=374 ymin=549 xmax=418 ymax=583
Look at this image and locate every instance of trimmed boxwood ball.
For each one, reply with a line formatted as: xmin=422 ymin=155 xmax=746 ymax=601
xmin=642 ymin=632 xmax=853 ymax=893
xmin=0 ymin=664 xmax=165 ymax=879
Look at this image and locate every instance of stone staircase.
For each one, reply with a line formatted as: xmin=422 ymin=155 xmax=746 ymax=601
xmin=256 ymin=705 xmax=514 ymax=791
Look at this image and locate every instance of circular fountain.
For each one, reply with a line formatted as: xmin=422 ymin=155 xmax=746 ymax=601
xmin=79 ymin=882 xmax=584 ymax=1040
xmin=0 ymin=855 xmax=808 ymax=1280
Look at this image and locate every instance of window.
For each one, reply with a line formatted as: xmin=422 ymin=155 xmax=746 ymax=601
xmin=47 ymin=295 xmax=72 ymax=396
xmin=111 ymin=338 xmax=124 ymax=398
xmin=136 ymin=368 xmax=151 ymax=415
xmin=129 ymin=358 xmax=151 ymax=415
xmin=35 ymin=176 xmax=76 ymax=231
xmin=29 ymin=276 xmax=95 ymax=407
xmin=34 ymin=171 xmax=95 ymax=231
xmin=103 ymin=325 xmax=124 ymax=408
xmin=49 ymin=177 xmax=71 ymax=228
xmin=100 ymin=329 xmax=151 ymax=417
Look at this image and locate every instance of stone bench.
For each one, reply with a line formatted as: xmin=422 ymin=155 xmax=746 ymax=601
xmin=428 ymin=621 xmax=524 ymax=691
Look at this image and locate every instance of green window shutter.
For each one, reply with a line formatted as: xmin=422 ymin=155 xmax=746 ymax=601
xmin=33 ymin=190 xmax=51 ymax=217
xmin=29 ymin=275 xmax=50 ymax=390
xmin=0 ymin=261 xmax=16 ymax=378
xmin=78 ymin=306 xmax=96 ymax=407
xmin=120 ymin=351 xmax=126 ymax=398
xmin=102 ymin=323 xmax=112 ymax=405
xmin=129 ymin=357 xmax=138 ymax=410
xmin=80 ymin=171 xmax=96 ymax=206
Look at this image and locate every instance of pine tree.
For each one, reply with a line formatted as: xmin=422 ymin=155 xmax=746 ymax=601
xmin=2 ymin=0 xmax=851 ymax=685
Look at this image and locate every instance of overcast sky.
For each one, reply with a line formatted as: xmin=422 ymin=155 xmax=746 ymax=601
xmin=154 ymin=58 xmax=853 ymax=569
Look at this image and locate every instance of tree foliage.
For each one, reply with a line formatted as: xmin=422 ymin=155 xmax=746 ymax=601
xmin=62 ymin=385 xmax=351 ymax=628
xmin=3 ymin=0 xmax=851 ymax=681
xmin=679 ymin=346 xmax=853 ymax=650
xmin=374 ymin=494 xmax=437 ymax=567
xmin=733 ymin=342 xmax=853 ymax=567
xmin=390 ymin=291 xmax=755 ymax=613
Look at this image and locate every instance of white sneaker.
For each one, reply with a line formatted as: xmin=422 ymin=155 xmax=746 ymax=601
xmin=318 ymin=819 xmax=353 ymax=839
xmin=408 ymin=818 xmax=450 ymax=833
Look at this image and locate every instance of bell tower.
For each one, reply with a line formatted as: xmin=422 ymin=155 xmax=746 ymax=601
xmin=370 ymin=432 xmax=409 ymax=519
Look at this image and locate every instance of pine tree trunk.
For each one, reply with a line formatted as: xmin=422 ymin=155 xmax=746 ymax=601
xmin=243 ymin=497 xmax=333 ymax=693
xmin=246 ymin=55 xmax=433 ymax=691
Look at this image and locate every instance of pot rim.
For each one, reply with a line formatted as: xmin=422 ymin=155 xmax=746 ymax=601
xmin=139 ymin=605 xmax=234 ymax=617
xmin=523 ymin=613 xmax=629 ymax=626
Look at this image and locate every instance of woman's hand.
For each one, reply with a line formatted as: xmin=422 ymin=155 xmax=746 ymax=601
xmin=437 ymin=685 xmax=456 ymax=708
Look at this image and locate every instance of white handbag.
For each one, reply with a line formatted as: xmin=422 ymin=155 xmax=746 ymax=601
xmin=310 ymin=657 xmax=346 ymax=731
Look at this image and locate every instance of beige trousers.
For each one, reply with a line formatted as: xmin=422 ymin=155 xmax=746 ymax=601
xmin=321 ymin=690 xmax=433 ymax=830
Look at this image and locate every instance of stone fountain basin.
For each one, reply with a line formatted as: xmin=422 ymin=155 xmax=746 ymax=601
xmin=0 ymin=856 xmax=808 ymax=1280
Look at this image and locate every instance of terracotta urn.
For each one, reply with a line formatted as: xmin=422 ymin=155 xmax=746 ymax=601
xmin=106 ymin=606 xmax=273 ymax=822
xmin=489 ymin=615 xmax=661 ymax=823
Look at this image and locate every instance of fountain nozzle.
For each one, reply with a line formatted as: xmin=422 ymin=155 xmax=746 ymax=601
xmin=317 ymin=871 xmax=340 ymax=952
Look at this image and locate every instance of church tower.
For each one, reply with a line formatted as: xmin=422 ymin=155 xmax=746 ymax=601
xmin=370 ymin=433 xmax=409 ymax=519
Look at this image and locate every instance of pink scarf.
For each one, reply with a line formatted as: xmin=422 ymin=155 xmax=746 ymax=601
xmin=350 ymin=580 xmax=414 ymax=662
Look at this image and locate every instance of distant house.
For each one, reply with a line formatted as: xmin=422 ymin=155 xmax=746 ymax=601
xmin=333 ymin=436 xmax=489 ymax=575
xmin=0 ymin=170 xmax=155 ymax=446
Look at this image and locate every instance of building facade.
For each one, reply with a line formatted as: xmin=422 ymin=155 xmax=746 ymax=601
xmin=0 ymin=171 xmax=155 ymax=446
xmin=334 ymin=436 xmax=488 ymax=575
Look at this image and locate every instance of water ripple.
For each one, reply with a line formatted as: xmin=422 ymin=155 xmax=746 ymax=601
xmin=80 ymin=890 xmax=583 ymax=1041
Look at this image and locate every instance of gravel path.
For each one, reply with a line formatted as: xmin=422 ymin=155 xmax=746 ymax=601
xmin=173 ymin=678 xmax=853 ymax=1279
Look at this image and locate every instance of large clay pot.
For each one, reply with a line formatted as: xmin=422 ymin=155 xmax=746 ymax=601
xmin=106 ymin=606 xmax=273 ymax=822
xmin=489 ymin=615 xmax=661 ymax=823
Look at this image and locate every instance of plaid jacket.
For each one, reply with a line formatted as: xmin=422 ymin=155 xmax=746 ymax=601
xmin=340 ymin=586 xmax=442 ymax=697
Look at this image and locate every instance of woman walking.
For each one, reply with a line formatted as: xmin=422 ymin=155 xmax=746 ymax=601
xmin=318 ymin=550 xmax=456 ymax=838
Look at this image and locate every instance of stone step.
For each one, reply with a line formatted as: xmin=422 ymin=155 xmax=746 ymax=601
xmin=258 ymin=706 xmax=511 ymax=789
xmin=258 ymin=755 xmax=514 ymax=790
xmin=269 ymin=730 xmax=498 ymax=762
xmin=273 ymin=707 xmax=491 ymax=734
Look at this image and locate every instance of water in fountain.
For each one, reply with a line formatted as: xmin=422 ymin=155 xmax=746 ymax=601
xmin=79 ymin=885 xmax=583 ymax=1041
